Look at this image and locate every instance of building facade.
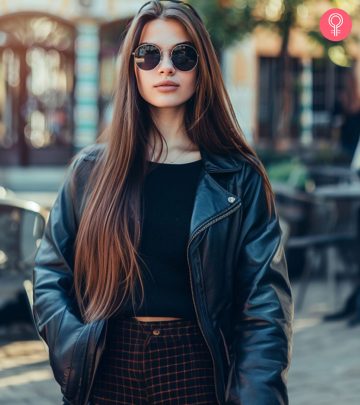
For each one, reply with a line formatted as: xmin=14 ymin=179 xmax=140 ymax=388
xmin=0 ymin=0 xmax=359 ymax=203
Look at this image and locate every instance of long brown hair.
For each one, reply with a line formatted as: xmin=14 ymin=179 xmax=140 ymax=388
xmin=74 ymin=0 xmax=275 ymax=323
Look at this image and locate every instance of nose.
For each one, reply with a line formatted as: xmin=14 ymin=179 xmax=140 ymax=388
xmin=158 ymin=51 xmax=175 ymax=75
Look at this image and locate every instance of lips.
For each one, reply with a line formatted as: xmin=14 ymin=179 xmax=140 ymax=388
xmin=154 ymin=81 xmax=179 ymax=87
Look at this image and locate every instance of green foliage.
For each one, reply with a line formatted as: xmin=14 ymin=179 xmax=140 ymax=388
xmin=267 ymin=159 xmax=308 ymax=188
xmin=188 ymin=0 xmax=257 ymax=51
xmin=189 ymin=0 xmax=360 ymax=61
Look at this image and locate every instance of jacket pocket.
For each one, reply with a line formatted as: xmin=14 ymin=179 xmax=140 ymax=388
xmin=79 ymin=319 xmax=108 ymax=405
xmin=63 ymin=323 xmax=92 ymax=401
xmin=43 ymin=306 xmax=81 ymax=388
xmin=219 ymin=327 xmax=230 ymax=367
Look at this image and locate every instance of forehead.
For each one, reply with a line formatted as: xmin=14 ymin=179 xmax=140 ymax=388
xmin=138 ymin=18 xmax=192 ymax=48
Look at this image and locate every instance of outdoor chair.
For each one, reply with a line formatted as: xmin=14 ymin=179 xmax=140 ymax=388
xmin=276 ymin=187 xmax=359 ymax=312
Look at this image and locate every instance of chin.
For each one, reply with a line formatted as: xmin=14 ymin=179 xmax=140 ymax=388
xmin=146 ymin=96 xmax=193 ymax=108
xmin=151 ymin=103 xmax=184 ymax=108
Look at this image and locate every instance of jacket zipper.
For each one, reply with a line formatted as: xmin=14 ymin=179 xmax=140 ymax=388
xmin=186 ymin=200 xmax=241 ymax=405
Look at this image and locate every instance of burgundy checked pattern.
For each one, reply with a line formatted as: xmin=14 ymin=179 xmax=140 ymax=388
xmin=90 ymin=317 xmax=217 ymax=404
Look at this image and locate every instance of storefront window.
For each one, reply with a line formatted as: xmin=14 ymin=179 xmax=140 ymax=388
xmin=0 ymin=13 xmax=75 ymax=166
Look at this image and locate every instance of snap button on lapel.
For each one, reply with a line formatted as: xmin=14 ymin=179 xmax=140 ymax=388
xmin=227 ymin=196 xmax=236 ymax=203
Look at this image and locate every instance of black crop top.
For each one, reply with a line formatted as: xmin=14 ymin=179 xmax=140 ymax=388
xmin=118 ymin=158 xmax=203 ymax=320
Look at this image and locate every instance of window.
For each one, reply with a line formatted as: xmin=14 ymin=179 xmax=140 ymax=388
xmin=257 ymin=56 xmax=301 ymax=142
xmin=0 ymin=13 xmax=75 ymax=166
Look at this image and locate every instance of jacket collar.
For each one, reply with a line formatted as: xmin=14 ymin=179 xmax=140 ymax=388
xmin=83 ymin=142 xmax=243 ymax=236
xmin=199 ymin=145 xmax=246 ymax=173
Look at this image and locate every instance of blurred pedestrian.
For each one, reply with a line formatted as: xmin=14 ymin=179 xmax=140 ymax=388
xmin=332 ymin=63 xmax=360 ymax=161
xmin=32 ymin=1 xmax=293 ymax=404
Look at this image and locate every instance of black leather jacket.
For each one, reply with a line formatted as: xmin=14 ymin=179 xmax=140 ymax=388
xmin=32 ymin=143 xmax=293 ymax=405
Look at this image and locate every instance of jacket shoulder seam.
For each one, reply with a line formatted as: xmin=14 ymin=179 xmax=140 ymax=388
xmin=75 ymin=143 xmax=106 ymax=163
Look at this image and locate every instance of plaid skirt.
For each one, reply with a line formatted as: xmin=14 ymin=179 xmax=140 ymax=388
xmin=89 ymin=317 xmax=218 ymax=404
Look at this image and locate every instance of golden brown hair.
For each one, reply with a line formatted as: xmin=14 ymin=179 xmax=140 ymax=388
xmin=74 ymin=0 xmax=275 ymax=323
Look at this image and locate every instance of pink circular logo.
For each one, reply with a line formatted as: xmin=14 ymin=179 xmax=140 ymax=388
xmin=320 ymin=8 xmax=352 ymax=41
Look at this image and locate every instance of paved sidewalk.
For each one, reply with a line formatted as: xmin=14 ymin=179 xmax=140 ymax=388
xmin=0 ymin=279 xmax=359 ymax=404
xmin=288 ymin=281 xmax=360 ymax=405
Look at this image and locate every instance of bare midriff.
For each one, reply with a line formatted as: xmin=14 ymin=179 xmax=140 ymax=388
xmin=133 ymin=316 xmax=182 ymax=322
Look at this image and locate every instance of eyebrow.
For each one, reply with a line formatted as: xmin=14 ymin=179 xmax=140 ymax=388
xmin=138 ymin=40 xmax=193 ymax=47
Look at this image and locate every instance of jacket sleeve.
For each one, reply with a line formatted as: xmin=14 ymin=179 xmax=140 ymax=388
xmin=32 ymin=153 xmax=91 ymax=398
xmin=226 ymin=166 xmax=294 ymax=405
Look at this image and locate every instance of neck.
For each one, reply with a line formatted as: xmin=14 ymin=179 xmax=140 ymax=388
xmin=148 ymin=106 xmax=198 ymax=161
xmin=149 ymin=105 xmax=190 ymax=148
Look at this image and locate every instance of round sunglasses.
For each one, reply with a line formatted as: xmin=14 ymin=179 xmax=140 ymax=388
xmin=132 ymin=43 xmax=199 ymax=71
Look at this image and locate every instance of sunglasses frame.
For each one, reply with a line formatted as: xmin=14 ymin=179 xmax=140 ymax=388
xmin=132 ymin=42 xmax=199 ymax=71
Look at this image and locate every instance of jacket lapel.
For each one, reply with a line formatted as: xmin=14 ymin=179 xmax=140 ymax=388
xmin=189 ymin=146 xmax=243 ymax=237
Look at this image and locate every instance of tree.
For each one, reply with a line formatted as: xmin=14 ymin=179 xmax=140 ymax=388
xmin=188 ymin=0 xmax=257 ymax=62
xmin=188 ymin=0 xmax=360 ymax=143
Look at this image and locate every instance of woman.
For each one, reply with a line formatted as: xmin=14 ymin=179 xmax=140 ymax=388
xmin=32 ymin=1 xmax=293 ymax=404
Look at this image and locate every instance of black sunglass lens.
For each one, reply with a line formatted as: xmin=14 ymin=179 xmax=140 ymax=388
xmin=135 ymin=45 xmax=160 ymax=70
xmin=172 ymin=45 xmax=198 ymax=71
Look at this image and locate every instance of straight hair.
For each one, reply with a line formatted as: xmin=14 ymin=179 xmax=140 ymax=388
xmin=73 ymin=0 xmax=275 ymax=323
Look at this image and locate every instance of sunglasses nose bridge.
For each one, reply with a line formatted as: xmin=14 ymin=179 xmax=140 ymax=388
xmin=157 ymin=49 xmax=175 ymax=70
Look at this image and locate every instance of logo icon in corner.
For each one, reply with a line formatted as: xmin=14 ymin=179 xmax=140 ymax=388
xmin=320 ymin=8 xmax=352 ymax=42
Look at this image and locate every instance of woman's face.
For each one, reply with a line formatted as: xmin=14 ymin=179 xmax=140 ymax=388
xmin=134 ymin=18 xmax=197 ymax=109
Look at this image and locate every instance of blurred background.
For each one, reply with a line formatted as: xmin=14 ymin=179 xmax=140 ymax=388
xmin=0 ymin=0 xmax=360 ymax=404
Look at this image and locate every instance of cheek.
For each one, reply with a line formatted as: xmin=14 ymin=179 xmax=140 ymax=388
xmin=183 ymin=72 xmax=197 ymax=95
xmin=134 ymin=66 xmax=141 ymax=89
xmin=134 ymin=68 xmax=152 ymax=96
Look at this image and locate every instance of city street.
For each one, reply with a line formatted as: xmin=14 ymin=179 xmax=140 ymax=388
xmin=1 ymin=1 xmax=360 ymax=404
xmin=0 ymin=279 xmax=359 ymax=404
